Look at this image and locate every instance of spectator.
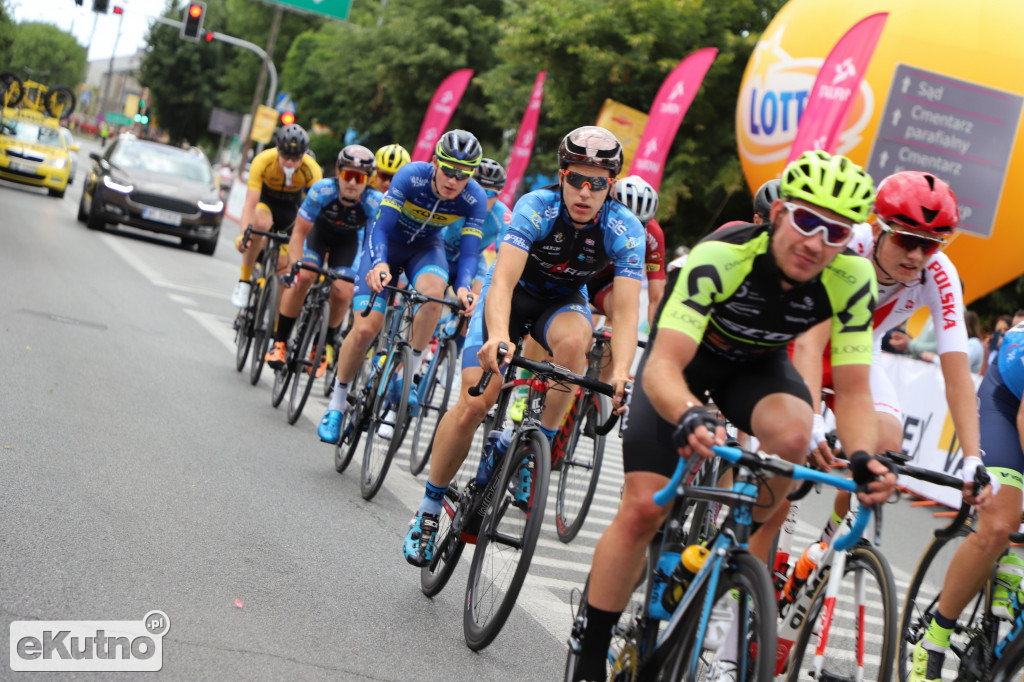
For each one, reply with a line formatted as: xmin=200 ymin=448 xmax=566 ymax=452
xmin=908 ymin=317 xmax=937 ymax=359
xmin=1014 ymin=309 xmax=1024 ymax=325
xmin=986 ymin=314 xmax=1012 ymax=370
xmin=964 ymin=310 xmax=984 ymax=373
xmin=882 ymin=326 xmax=910 ymax=354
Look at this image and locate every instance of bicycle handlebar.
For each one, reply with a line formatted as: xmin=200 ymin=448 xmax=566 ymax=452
xmin=362 ymin=271 xmax=471 ymax=319
xmin=654 ymin=445 xmax=873 ymax=552
xmin=468 ymin=342 xmax=507 ymax=397
xmin=287 ymin=260 xmax=356 ymax=285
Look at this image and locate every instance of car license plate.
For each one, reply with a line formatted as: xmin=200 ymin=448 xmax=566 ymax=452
xmin=9 ymin=161 xmax=37 ymax=174
xmin=142 ymin=207 xmax=182 ymax=226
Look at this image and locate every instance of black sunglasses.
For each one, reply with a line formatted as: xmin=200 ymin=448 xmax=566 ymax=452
xmin=437 ymin=161 xmax=472 ymax=181
xmin=560 ymin=169 xmax=612 ymax=191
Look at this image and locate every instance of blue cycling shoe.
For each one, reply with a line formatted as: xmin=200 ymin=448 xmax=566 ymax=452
xmin=511 ymin=457 xmax=535 ymax=510
xmin=318 ymin=409 xmax=343 ymax=444
xmin=403 ymin=513 xmax=439 ymax=567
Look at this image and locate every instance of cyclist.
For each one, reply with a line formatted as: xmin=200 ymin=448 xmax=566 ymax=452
xmin=401 ymin=125 xmax=646 ymax=567
xmin=264 ymin=145 xmax=382 ymax=373
xmin=566 ymin=151 xmax=897 ymax=682
xmin=372 ymin=143 xmax=410 ymax=194
xmin=587 ymin=174 xmax=665 ymax=330
xmin=231 ymin=124 xmax=323 ymax=307
xmin=792 ymin=171 xmax=994 ymax=548
xmin=317 ymin=129 xmax=487 ymax=443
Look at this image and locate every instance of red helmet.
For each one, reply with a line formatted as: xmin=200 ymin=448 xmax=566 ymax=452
xmin=874 ymin=171 xmax=958 ymax=237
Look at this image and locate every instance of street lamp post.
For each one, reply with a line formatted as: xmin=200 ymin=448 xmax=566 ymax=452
xmin=100 ymin=9 xmax=125 ymax=125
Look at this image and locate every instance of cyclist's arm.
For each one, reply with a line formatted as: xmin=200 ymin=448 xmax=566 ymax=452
xmin=454 ymin=201 xmax=486 ymax=296
xmin=238 ymin=188 xmax=261 ymax=245
xmin=609 ymin=276 xmax=641 ymax=405
xmin=646 ymin=279 xmax=665 ymax=327
xmin=366 ymin=199 xmax=400 ymax=270
xmin=939 ymin=351 xmax=982 ymax=460
xmin=792 ymin=319 xmax=830 ymax=410
xmin=288 ymin=215 xmax=314 ymax=267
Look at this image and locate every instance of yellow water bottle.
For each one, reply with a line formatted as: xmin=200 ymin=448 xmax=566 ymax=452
xmin=661 ymin=544 xmax=710 ymax=614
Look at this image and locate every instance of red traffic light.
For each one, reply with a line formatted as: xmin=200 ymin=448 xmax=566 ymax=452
xmin=204 ymin=30 xmax=214 ymax=42
xmin=112 ymin=5 xmax=123 ymax=14
xmin=280 ymin=111 xmax=296 ymax=126
xmin=188 ymin=3 xmax=203 ymax=17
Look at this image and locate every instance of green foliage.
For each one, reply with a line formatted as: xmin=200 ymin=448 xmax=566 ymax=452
xmin=7 ymin=22 xmax=86 ymax=89
xmin=139 ymin=0 xmax=225 ymax=145
xmin=0 ymin=1 xmax=14 ymax=67
xmin=308 ymin=132 xmax=342 ymax=174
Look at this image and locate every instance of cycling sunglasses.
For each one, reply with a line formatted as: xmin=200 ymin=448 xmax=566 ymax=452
xmin=437 ymin=160 xmax=473 ymax=181
xmin=377 ymin=172 xmax=394 ymax=182
xmin=783 ymin=202 xmax=853 ymax=246
xmin=279 ymin=152 xmax=303 ymax=162
xmin=879 ymin=220 xmax=947 ymax=256
xmin=559 ymin=169 xmax=612 ymax=192
xmin=339 ymin=169 xmax=368 ymax=183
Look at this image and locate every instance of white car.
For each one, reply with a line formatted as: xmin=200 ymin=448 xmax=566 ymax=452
xmin=60 ymin=127 xmax=80 ymax=184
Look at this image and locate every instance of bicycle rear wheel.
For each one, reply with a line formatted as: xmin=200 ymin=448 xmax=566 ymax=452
xmin=249 ymin=271 xmax=277 ymax=386
xmin=410 ymin=338 xmax=457 ymax=476
xmin=898 ymin=524 xmax=986 ymax=682
xmin=463 ymin=428 xmax=550 ymax=651
xmin=270 ymin=359 xmax=292 ymax=408
xmin=233 ymin=280 xmax=258 ymax=372
xmin=659 ymin=551 xmax=775 ymax=682
xmin=421 ymin=486 xmax=468 ymax=597
xmin=360 ymin=345 xmax=412 ymax=500
xmin=288 ymin=301 xmax=328 ymax=424
xmin=554 ymin=391 xmax=606 ymax=543
xmin=785 ymin=543 xmax=897 ymax=682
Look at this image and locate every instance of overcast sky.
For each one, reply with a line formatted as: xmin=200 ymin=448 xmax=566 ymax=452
xmin=13 ymin=0 xmax=170 ymax=62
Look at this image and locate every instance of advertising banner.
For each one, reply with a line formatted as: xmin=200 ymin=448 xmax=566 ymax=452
xmin=499 ymin=71 xmax=546 ymax=207
xmin=411 ymin=69 xmax=474 ymax=163
xmin=595 ymin=99 xmax=647 ymax=176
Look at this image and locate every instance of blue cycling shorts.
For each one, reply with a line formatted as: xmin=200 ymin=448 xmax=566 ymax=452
xmin=352 ymin=234 xmax=449 ymax=314
xmin=979 ymin=362 xmax=1024 ymax=491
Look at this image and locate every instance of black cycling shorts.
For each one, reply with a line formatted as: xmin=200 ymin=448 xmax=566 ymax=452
xmin=302 ymin=225 xmax=360 ymax=276
xmin=622 ymin=344 xmax=812 ymax=478
xmin=257 ymin=193 xmax=300 ymax=232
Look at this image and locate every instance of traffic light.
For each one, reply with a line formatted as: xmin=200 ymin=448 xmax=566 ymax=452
xmin=92 ymin=0 xmax=109 ymax=13
xmin=180 ymin=2 xmax=206 ymax=42
xmin=280 ymin=111 xmax=295 ymax=126
xmin=204 ymin=30 xmax=215 ymax=43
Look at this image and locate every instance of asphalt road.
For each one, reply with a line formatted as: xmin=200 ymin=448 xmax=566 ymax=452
xmin=0 ymin=142 xmax=960 ymax=680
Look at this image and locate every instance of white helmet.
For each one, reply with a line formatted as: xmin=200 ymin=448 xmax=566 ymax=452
xmin=612 ymin=175 xmax=659 ymax=224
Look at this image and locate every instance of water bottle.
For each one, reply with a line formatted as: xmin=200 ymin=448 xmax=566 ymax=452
xmin=475 ymin=430 xmax=502 ymax=485
xmin=648 ymin=545 xmax=683 ymax=622
xmin=661 ymin=544 xmax=711 ymax=614
xmin=781 ymin=541 xmax=827 ymax=605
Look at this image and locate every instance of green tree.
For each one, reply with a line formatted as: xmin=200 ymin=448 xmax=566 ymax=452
xmin=0 ymin=1 xmax=14 ymax=67
xmin=280 ymin=0 xmax=506 ymax=152
xmin=8 ymin=21 xmax=86 ymax=88
xmin=139 ymin=0 xmax=224 ymax=145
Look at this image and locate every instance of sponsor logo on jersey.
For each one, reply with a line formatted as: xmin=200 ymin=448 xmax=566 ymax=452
xmin=544 ymin=206 xmax=559 ymax=220
xmin=504 ymin=233 xmax=530 ymax=250
xmin=585 ymin=238 xmax=595 ymax=246
xmin=625 ymin=236 xmax=642 ymax=250
xmin=554 ymin=231 xmax=565 ymax=243
xmin=725 ymin=302 xmax=762 ymax=317
xmin=410 ymin=176 xmax=429 ymax=188
xmin=927 ymin=260 xmax=959 ymax=330
xmin=381 ymin=196 xmax=402 ymax=211
xmin=462 ymin=226 xmax=483 ymax=238
xmin=530 ymin=211 xmax=542 ymax=228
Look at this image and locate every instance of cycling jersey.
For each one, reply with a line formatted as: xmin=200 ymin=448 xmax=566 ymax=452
xmin=658 ymin=222 xmax=876 ymax=366
xmin=247 ymin=148 xmax=322 ymax=204
xmin=444 ymin=198 xmax=511 ymax=282
xmin=998 ymin=323 xmax=1024 ymax=400
xmin=846 ymin=223 xmax=968 ymax=355
xmin=979 ymin=326 xmax=1024 ymax=490
xmin=501 ymin=187 xmax=645 ymax=298
xmin=298 ymin=181 xmax=383 ymax=278
xmin=366 ymin=161 xmax=486 ymax=293
xmin=589 ymin=218 xmax=666 ymax=283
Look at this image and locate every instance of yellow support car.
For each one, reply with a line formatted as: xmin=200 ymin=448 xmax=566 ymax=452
xmin=0 ymin=106 xmax=71 ymax=198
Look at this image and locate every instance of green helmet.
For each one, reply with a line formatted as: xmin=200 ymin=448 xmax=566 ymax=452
xmin=780 ymin=150 xmax=875 ymax=223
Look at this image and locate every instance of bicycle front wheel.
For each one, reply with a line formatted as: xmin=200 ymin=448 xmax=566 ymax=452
xmin=288 ymin=301 xmax=328 ymax=424
xmin=421 ymin=486 xmax=468 ymax=598
xmin=249 ymin=271 xmax=277 ymax=386
xmin=660 ymin=551 xmax=775 ymax=682
xmin=555 ymin=391 xmax=607 ymax=543
xmin=335 ymin=344 xmax=377 ymax=473
xmin=463 ymin=428 xmax=550 ymax=651
xmin=360 ymin=345 xmax=412 ymax=500
xmin=897 ymin=524 xmax=980 ymax=682
xmin=233 ymin=278 xmax=259 ymax=372
xmin=785 ymin=543 xmax=897 ymax=682
xmin=410 ymin=338 xmax=457 ymax=476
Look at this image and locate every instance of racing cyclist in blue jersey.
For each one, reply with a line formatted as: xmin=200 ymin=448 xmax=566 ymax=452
xmin=266 ymin=145 xmax=382 ymax=374
xmin=402 ymin=126 xmax=646 ymax=567
xmin=318 ymin=130 xmax=487 ymax=443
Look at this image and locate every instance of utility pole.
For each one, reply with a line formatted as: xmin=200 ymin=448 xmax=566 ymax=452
xmin=240 ymin=4 xmax=283 ymax=165
xmin=100 ymin=9 xmax=124 ymax=125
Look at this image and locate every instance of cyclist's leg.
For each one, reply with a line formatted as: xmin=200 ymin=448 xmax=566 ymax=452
xmin=238 ymin=203 xmax=274 ymax=276
xmin=573 ymin=351 xmax=678 ymax=681
xmin=588 ymin=278 xmax=615 ymax=383
xmin=325 ymin=231 xmax=359 ymax=331
xmin=535 ymin=295 xmax=592 ymax=438
xmin=269 ymin=232 xmax=319 ymax=366
xmin=406 ymin=239 xmax=449 ymax=373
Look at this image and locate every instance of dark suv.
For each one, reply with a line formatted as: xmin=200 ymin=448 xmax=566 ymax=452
xmin=77 ymin=135 xmax=224 ymax=255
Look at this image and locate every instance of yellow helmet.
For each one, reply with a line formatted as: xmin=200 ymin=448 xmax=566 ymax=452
xmin=375 ymin=144 xmax=410 ymax=175
xmin=781 ymin=151 xmax=875 ymax=223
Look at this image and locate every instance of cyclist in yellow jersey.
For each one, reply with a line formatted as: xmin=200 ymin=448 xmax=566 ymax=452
xmin=567 ymin=151 xmax=897 ymax=682
xmin=371 ymin=143 xmax=409 ymax=194
xmin=231 ymin=124 xmax=323 ymax=307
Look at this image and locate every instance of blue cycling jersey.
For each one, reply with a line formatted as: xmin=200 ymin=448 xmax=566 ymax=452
xmin=997 ymin=323 xmax=1024 ymax=400
xmin=366 ymin=161 xmax=487 ymax=293
xmin=444 ymin=199 xmax=511 ymax=281
xmin=298 ymin=179 xmax=382 ymax=241
xmin=500 ymin=187 xmax=646 ymax=298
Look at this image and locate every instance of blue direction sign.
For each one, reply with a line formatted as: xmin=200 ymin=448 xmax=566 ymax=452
xmin=866 ymin=63 xmax=1023 ymax=238
xmin=274 ymin=92 xmax=296 ymax=114
xmin=264 ymin=0 xmax=351 ymax=22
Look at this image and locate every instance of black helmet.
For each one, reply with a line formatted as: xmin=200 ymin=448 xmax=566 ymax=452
xmin=275 ymin=124 xmax=309 ymax=158
xmin=474 ymin=158 xmax=507 ymax=190
xmin=558 ymin=126 xmax=623 ymax=175
xmin=753 ymin=179 xmax=782 ymax=220
xmin=337 ymin=144 xmax=375 ymax=174
xmin=435 ymin=129 xmax=483 ymax=167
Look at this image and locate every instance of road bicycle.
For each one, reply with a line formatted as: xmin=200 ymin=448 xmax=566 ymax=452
xmin=0 ymin=70 xmax=76 ymax=118
xmin=232 ymin=225 xmax=289 ymax=386
xmin=552 ymin=327 xmax=646 ymax=543
xmin=420 ymin=342 xmax=619 ymax=651
xmin=565 ymin=444 xmax=874 ymax=682
xmin=332 ymin=276 xmax=464 ymax=500
xmin=408 ymin=303 xmax=469 ymax=476
xmin=268 ymin=261 xmax=353 ymax=424
xmin=897 ymin=458 xmax=1023 ymax=682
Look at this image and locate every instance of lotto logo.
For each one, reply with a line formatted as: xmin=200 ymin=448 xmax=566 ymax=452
xmin=10 ymin=611 xmax=169 ymax=672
